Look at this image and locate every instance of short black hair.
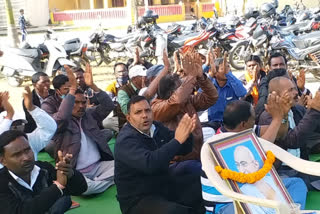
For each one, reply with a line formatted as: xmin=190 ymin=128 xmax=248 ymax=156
xmin=267 ymin=68 xmax=288 ymax=83
xmin=73 ymin=67 xmax=85 ymax=73
xmin=75 ymin=88 xmax=84 ymax=95
xmin=214 ymin=58 xmax=224 ymax=71
xmin=245 ymin=54 xmax=262 ymax=65
xmin=223 ymin=100 xmax=253 ymax=130
xmin=114 ymin=62 xmax=128 ymax=73
xmin=127 ymin=95 xmax=149 ymax=113
xmin=0 ymin=130 xmax=28 ymax=156
xmin=126 ymin=59 xmax=134 ymax=69
xmin=157 ymin=74 xmax=180 ymax=100
xmin=31 ymin=72 xmax=48 ymax=84
xmin=268 ymin=52 xmax=287 ymax=66
xmin=52 ymin=74 xmax=69 ymax=90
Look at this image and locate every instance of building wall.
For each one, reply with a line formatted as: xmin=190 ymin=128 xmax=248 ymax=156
xmin=26 ymin=0 xmax=49 ymax=26
xmin=49 ymin=0 xmax=77 ymax=11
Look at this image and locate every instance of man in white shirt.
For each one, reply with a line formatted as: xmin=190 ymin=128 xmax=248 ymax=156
xmin=0 ymin=86 xmax=57 ymax=165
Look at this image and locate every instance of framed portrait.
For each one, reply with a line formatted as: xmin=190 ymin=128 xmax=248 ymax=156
xmin=208 ymin=129 xmax=293 ymax=214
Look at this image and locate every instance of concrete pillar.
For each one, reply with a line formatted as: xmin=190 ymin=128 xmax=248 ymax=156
xmin=75 ymin=0 xmax=80 ymax=9
xmin=144 ymin=0 xmax=148 ymax=10
xmin=90 ymin=0 xmax=95 ymax=9
xmin=103 ymin=0 xmax=110 ymax=8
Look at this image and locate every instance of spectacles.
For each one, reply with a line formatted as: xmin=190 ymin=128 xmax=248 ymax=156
xmin=235 ymin=161 xmax=254 ymax=168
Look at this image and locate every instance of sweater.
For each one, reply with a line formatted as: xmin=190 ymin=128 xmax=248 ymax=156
xmin=0 ymin=161 xmax=87 ymax=214
xmin=114 ymin=121 xmax=193 ymax=214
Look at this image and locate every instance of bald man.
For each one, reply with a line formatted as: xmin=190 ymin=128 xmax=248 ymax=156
xmin=259 ymin=77 xmax=320 ymax=189
xmin=234 ymin=145 xmax=286 ymax=213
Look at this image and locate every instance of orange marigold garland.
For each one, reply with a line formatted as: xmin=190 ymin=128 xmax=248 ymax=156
xmin=215 ymin=151 xmax=276 ymax=184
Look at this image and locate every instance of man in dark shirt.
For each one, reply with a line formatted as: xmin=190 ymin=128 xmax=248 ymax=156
xmin=0 ymin=130 xmax=87 ymax=214
xmin=115 ymin=95 xmax=204 ymax=214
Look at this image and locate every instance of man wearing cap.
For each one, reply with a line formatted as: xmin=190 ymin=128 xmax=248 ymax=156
xmin=117 ymin=65 xmax=148 ymax=129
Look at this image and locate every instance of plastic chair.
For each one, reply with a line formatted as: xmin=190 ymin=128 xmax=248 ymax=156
xmin=201 ymin=132 xmax=320 ymax=214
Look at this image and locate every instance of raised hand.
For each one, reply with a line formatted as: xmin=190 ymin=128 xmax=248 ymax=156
xmin=264 ymin=91 xmax=283 ymax=120
xmin=173 ymin=50 xmax=183 ymax=74
xmin=0 ymin=91 xmax=14 ymax=119
xmin=163 ymin=49 xmax=170 ymax=70
xmin=279 ymin=90 xmax=292 ymax=116
xmin=23 ymin=86 xmax=35 ymax=111
xmin=175 ymin=114 xmax=196 ymax=144
xmin=181 ymin=48 xmax=203 ymax=78
xmin=307 ymin=91 xmax=320 ymax=111
xmin=64 ymin=65 xmax=77 ymax=90
xmin=208 ymin=48 xmax=217 ymax=78
xmin=84 ymin=63 xmax=100 ymax=92
xmin=296 ymin=69 xmax=306 ymax=91
xmin=56 ymin=150 xmax=73 ymax=186
xmin=222 ymin=51 xmax=229 ymax=75
xmin=84 ymin=63 xmax=94 ymax=87
xmin=133 ymin=47 xmax=143 ymax=65
xmin=213 ymin=47 xmax=221 ymax=58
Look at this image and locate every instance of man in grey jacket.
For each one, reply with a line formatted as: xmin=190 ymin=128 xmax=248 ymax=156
xmin=42 ymin=65 xmax=115 ymax=195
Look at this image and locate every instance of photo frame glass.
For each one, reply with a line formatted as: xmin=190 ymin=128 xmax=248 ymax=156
xmin=209 ymin=129 xmax=293 ymax=214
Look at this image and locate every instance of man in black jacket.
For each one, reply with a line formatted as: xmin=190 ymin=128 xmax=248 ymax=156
xmin=258 ymin=77 xmax=320 ymax=189
xmin=115 ymin=95 xmax=204 ymax=214
xmin=23 ymin=72 xmax=55 ymax=133
xmin=0 ymin=130 xmax=87 ymax=214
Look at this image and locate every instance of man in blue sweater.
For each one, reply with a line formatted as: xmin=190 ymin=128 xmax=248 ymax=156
xmin=205 ymin=53 xmax=247 ymax=130
xmin=115 ymin=95 xmax=204 ymax=214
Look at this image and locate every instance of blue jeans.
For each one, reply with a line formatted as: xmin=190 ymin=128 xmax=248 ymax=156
xmin=216 ymin=177 xmax=307 ymax=213
xmin=21 ymin=29 xmax=27 ymax=41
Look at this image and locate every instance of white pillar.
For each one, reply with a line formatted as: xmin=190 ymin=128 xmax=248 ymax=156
xmin=90 ymin=0 xmax=95 ymax=9
xmin=144 ymin=0 xmax=148 ymax=10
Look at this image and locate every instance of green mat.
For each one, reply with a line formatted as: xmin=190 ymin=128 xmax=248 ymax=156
xmin=67 ymin=185 xmax=121 ymax=214
xmin=309 ymin=153 xmax=320 ymax=162
xmin=306 ymin=191 xmax=320 ymax=210
xmin=37 ymin=136 xmax=120 ymax=213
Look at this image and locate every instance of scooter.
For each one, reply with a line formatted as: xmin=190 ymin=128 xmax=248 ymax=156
xmin=0 ymin=30 xmax=75 ymax=87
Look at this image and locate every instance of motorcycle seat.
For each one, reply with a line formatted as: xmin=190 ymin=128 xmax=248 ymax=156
xmin=292 ymin=31 xmax=320 ymax=49
xmin=10 ymin=48 xmax=40 ymax=59
xmin=63 ymin=43 xmax=81 ymax=55
xmin=171 ymin=32 xmax=201 ymax=48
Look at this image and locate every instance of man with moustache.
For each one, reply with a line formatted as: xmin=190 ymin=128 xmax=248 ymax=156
xmin=23 ymin=72 xmax=55 ymax=133
xmin=115 ymin=95 xmax=204 ymax=214
xmin=50 ymin=66 xmax=115 ymax=195
xmin=0 ymin=130 xmax=87 ymax=214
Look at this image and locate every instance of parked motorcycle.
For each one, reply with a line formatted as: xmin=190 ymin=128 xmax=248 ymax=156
xmin=0 ymin=30 xmax=75 ymax=86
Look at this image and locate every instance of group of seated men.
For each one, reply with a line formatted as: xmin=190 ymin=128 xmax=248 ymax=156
xmin=0 ymin=46 xmax=320 ymax=214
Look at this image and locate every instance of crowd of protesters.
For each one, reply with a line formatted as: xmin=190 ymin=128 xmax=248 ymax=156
xmin=0 ymin=45 xmax=320 ymax=214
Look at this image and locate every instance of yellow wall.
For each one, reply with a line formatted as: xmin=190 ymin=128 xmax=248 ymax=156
xmin=49 ymin=0 xmax=78 ymax=11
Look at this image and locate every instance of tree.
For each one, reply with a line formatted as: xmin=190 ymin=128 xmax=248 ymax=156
xmin=5 ymin=0 xmax=20 ymax=48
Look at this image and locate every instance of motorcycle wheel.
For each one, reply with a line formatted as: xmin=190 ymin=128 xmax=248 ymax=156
xmin=229 ymin=41 xmax=250 ymax=70
xmin=7 ymin=76 xmax=23 ymax=87
xmin=86 ymin=47 xmax=103 ymax=67
xmin=100 ymin=44 xmax=112 ymax=65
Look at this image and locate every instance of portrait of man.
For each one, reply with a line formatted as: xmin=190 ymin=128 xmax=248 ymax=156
xmin=233 ymin=145 xmax=286 ymax=214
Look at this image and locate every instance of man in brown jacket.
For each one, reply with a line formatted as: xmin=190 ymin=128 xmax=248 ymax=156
xmin=151 ymin=50 xmax=218 ymax=175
